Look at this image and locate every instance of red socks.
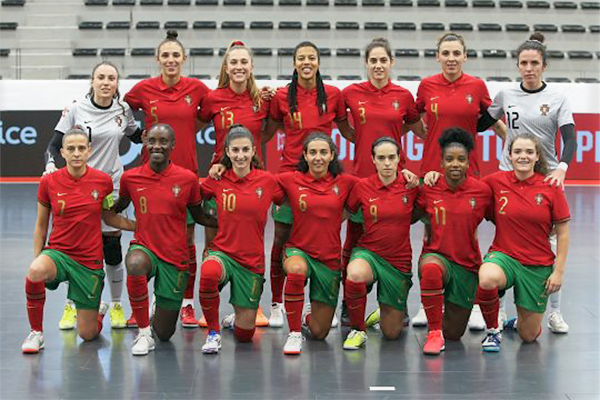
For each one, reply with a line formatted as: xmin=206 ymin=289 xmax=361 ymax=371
xmin=25 ymin=277 xmax=46 ymax=332
xmin=199 ymin=259 xmax=222 ymax=332
xmin=270 ymin=244 xmax=285 ymax=304
xmin=234 ymin=325 xmax=255 ymax=342
xmin=127 ymin=275 xmax=150 ymax=329
xmin=477 ymin=287 xmax=499 ymax=329
xmin=420 ymin=263 xmax=444 ymax=331
xmin=284 ymin=273 xmax=305 ymax=332
xmin=344 ymin=280 xmax=367 ymax=331
xmin=184 ymin=244 xmax=197 ymax=299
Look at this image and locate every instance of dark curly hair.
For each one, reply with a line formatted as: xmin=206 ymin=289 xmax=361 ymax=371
xmin=297 ymin=132 xmax=343 ymax=177
xmin=438 ymin=127 xmax=475 ymax=155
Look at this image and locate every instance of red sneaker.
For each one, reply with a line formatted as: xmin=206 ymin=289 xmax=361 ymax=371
xmin=423 ymin=329 xmax=445 ymax=355
xmin=255 ymin=307 xmax=269 ymax=327
xmin=126 ymin=314 xmax=138 ymax=328
xmin=180 ymin=305 xmax=198 ymax=328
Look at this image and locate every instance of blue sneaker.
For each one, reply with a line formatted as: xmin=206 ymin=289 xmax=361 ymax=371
xmin=504 ymin=317 xmax=518 ymax=331
xmin=482 ymin=329 xmax=502 ymax=352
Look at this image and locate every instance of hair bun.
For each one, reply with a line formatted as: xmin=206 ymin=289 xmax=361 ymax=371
xmin=529 ymin=31 xmax=545 ymax=44
xmin=166 ymin=29 xmax=178 ymax=40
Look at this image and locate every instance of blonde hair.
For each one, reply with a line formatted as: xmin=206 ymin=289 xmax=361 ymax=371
xmin=217 ymin=41 xmax=261 ymax=109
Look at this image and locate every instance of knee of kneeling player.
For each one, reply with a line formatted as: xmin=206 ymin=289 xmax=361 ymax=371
xmin=234 ymin=326 xmax=255 ymax=342
xmin=381 ymin=325 xmax=402 ymax=340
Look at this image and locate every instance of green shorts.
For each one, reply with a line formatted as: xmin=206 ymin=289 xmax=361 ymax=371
xmin=350 ymin=248 xmax=412 ymax=311
xmin=483 ymin=251 xmax=552 ymax=313
xmin=284 ymin=247 xmax=341 ymax=308
xmin=348 ymin=208 xmax=364 ymax=224
xmin=420 ymin=253 xmax=478 ymax=310
xmin=272 ymin=203 xmax=293 ymax=225
xmin=43 ymin=249 xmax=105 ymax=310
xmin=207 ymin=250 xmax=265 ymax=310
xmin=202 ymin=198 xmax=218 ymax=221
xmin=129 ymin=245 xmax=189 ymax=311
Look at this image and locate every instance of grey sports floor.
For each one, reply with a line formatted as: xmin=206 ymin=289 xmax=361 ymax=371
xmin=1 ymin=184 xmax=598 ymax=400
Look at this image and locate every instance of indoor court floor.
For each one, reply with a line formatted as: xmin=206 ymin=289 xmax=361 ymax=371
xmin=0 ymin=183 xmax=598 ymax=400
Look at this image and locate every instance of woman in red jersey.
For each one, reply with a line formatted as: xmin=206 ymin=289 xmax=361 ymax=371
xmin=21 ymin=128 xmax=135 ymax=354
xmin=477 ymin=133 xmax=570 ymax=352
xmin=278 ymin=132 xmax=357 ymax=355
xmin=264 ymin=41 xmax=354 ymax=328
xmin=124 ymin=30 xmax=211 ymax=328
xmin=198 ymin=125 xmax=284 ymax=354
xmin=417 ymin=128 xmax=492 ymax=356
xmin=342 ymin=137 xmax=420 ymax=350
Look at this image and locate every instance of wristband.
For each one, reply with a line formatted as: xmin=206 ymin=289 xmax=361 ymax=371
xmin=557 ymin=162 xmax=568 ymax=172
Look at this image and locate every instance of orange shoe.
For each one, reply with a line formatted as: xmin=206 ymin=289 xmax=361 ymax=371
xmin=180 ymin=305 xmax=198 ymax=328
xmin=255 ymin=307 xmax=269 ymax=327
xmin=126 ymin=314 xmax=138 ymax=328
xmin=423 ymin=329 xmax=445 ymax=355
xmin=198 ymin=314 xmax=208 ymax=328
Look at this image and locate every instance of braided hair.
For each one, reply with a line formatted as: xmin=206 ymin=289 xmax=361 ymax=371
xmin=288 ymin=41 xmax=328 ymax=115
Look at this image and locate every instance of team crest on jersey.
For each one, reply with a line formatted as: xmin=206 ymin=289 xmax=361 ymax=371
xmin=91 ymin=190 xmax=99 ymax=201
xmin=184 ymin=95 xmax=193 ymax=106
xmin=535 ymin=193 xmax=544 ymax=205
xmin=469 ymin=197 xmax=477 ymax=209
xmin=540 ymin=104 xmax=550 ymax=116
xmin=115 ymin=115 xmax=123 ymax=127
xmin=253 ymin=104 xmax=260 ymax=113
xmin=465 ymin=94 xmax=473 ymax=104
xmin=392 ymin=100 xmax=400 ymax=111
xmin=332 ymin=185 xmax=339 ymax=196
xmin=402 ymin=195 xmax=408 ymax=205
xmin=256 ymin=187 xmax=263 ymax=199
xmin=172 ymin=185 xmax=181 ymax=197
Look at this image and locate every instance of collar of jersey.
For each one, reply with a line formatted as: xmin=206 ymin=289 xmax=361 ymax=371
xmin=366 ymin=80 xmax=392 ymax=93
xmin=520 ymin=81 xmax=547 ymax=94
xmin=302 ymin=170 xmax=332 ymax=183
xmin=224 ymin=86 xmax=249 ymax=98
xmin=509 ymin=170 xmax=539 ymax=185
xmin=64 ymin=166 xmax=90 ymax=182
xmin=226 ymin=168 xmax=257 ymax=182
xmin=156 ymin=76 xmax=184 ymax=92
xmin=90 ymin=97 xmax=113 ymax=110
xmin=143 ymin=161 xmax=173 ymax=177
xmin=372 ymin=173 xmax=403 ymax=190
xmin=439 ymin=72 xmax=465 ymax=86
xmin=439 ymin=176 xmax=469 ymax=192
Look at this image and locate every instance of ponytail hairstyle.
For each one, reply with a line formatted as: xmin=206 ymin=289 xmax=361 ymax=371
xmin=436 ymin=32 xmax=467 ymax=53
xmin=157 ymin=29 xmax=186 ymax=56
xmin=508 ymin=132 xmax=549 ymax=175
xmin=438 ymin=127 xmax=475 ymax=155
xmin=63 ymin=125 xmax=90 ymax=146
xmin=365 ymin=37 xmax=393 ymax=62
xmin=516 ymin=32 xmax=547 ymax=67
xmin=219 ymin=124 xmax=264 ymax=170
xmin=371 ymin=136 xmax=401 ymax=157
xmin=297 ymin=132 xmax=343 ymax=177
xmin=288 ymin=41 xmax=328 ymax=115
xmin=86 ymin=61 xmax=126 ymax=117
xmin=218 ymin=40 xmax=262 ymax=110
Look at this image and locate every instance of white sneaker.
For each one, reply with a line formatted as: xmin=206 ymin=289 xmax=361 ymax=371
xmin=468 ymin=305 xmax=486 ymax=331
xmin=411 ymin=304 xmax=428 ymax=327
xmin=22 ymin=331 xmax=44 ymax=354
xmin=268 ymin=302 xmax=285 ymax=328
xmin=98 ymin=302 xmax=109 ymax=317
xmin=222 ymin=313 xmax=235 ymax=329
xmin=331 ymin=313 xmax=339 ymax=328
xmin=498 ymin=308 xmax=508 ymax=332
xmin=301 ymin=303 xmax=311 ymax=327
xmin=283 ymin=331 xmax=304 ymax=355
xmin=202 ymin=330 xmax=222 ymax=354
xmin=548 ymin=311 xmax=569 ymax=333
xmin=131 ymin=330 xmax=155 ymax=356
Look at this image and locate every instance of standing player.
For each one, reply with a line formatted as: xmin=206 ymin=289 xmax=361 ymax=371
xmin=124 ymin=30 xmax=211 ymax=328
xmin=477 ymin=133 xmax=570 ymax=351
xmin=417 ymin=128 xmax=492 ymax=355
xmin=278 ymin=133 xmax=357 ymax=355
xmin=45 ymin=62 xmax=142 ymax=331
xmin=22 ymin=128 xmax=135 ymax=353
xmin=114 ymin=124 xmax=216 ymax=356
xmin=414 ymin=32 xmax=492 ymax=330
xmin=198 ymin=125 xmax=284 ymax=354
xmin=263 ymin=41 xmax=354 ymax=328
xmin=478 ymin=32 xmax=576 ymax=333
xmin=342 ymin=137 xmax=419 ymax=350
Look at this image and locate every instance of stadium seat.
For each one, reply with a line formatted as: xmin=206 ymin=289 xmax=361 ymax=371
xmin=506 ymin=23 xmax=529 ymax=32
xmin=418 ymin=0 xmax=440 ymax=5
xmin=337 ymin=48 xmax=361 ymax=56
xmin=0 ymin=22 xmax=18 ymax=30
xmin=67 ymin=74 xmax=92 ymax=79
xmin=2 ymin=0 xmax=25 ymax=5
xmin=136 ymin=21 xmax=160 ymax=29
xmin=224 ymin=0 xmax=246 ymax=5
xmin=393 ymin=22 xmax=416 ymax=30
xmin=568 ymin=51 xmax=593 ymax=59
xmin=562 ymin=24 xmax=586 ymax=33
xmin=307 ymin=0 xmax=329 ymax=5
xmin=395 ymin=49 xmax=419 ymax=57
xmin=279 ymin=0 xmax=301 ymax=5
xmin=218 ymin=47 xmax=227 ymax=56
xmin=84 ymin=0 xmax=108 ymax=5
xmin=362 ymin=0 xmax=384 ymax=6
xmin=254 ymin=74 xmax=272 ymax=79
xmin=581 ymin=2 xmax=600 ymax=9
xmin=164 ymin=21 xmax=188 ymax=29
xmin=479 ymin=23 xmax=502 ymax=31
xmin=279 ymin=21 xmax=302 ymax=29
xmin=140 ymin=0 xmax=163 ymax=4
xmin=113 ymin=0 xmax=135 ymax=5
xmin=533 ymin=24 xmax=558 ymax=32
xmin=101 ymin=48 xmax=126 ymax=56
xmin=168 ymin=0 xmax=191 ymax=4
xmin=472 ymin=0 xmax=495 ymax=7
xmin=127 ymin=74 xmax=151 ymax=79
xmin=335 ymin=0 xmax=357 ymax=6
xmin=449 ymin=23 xmax=473 ymax=31
xmin=319 ymin=48 xmax=332 ymax=56
xmin=364 ymin=22 xmax=388 ymax=30
xmin=396 ymin=75 xmax=421 ymax=80
xmin=321 ymin=74 xmax=333 ymax=80
xmin=79 ymin=21 xmax=103 ymax=30
xmin=424 ymin=49 xmax=437 ymax=57
xmin=193 ymin=21 xmax=217 ymax=29
xmin=252 ymin=0 xmax=273 ymax=4
xmin=591 ymin=25 xmax=600 ymax=33
xmin=547 ymin=50 xmax=565 ymax=59
xmin=482 ymin=49 xmax=507 ymax=58
xmin=73 ymin=48 xmax=98 ymax=56
xmin=221 ymin=21 xmax=245 ymax=29
xmin=575 ymin=77 xmax=600 ymax=83
xmin=250 ymin=21 xmax=273 ymax=29
xmin=106 ymin=21 xmax=130 ymax=29
xmin=0 ymin=49 xmax=10 ymax=56
xmin=196 ymin=0 xmax=218 ymax=4
xmin=527 ymin=0 xmax=550 ymax=7
xmin=190 ymin=47 xmax=214 ymax=56
xmin=390 ymin=0 xmax=413 ymax=6
xmin=307 ymin=21 xmax=331 ymax=29
xmin=252 ymin=48 xmax=273 ymax=56
xmin=278 ymin=48 xmax=294 ymax=56
xmin=553 ymin=1 xmax=576 ymax=8
xmin=131 ymin=48 xmax=155 ymax=56
xmin=277 ymin=75 xmax=292 ymax=80
xmin=336 ymin=21 xmax=360 ymax=30
xmin=190 ymin=74 xmax=212 ymax=79
xmin=545 ymin=77 xmax=571 ymax=82
xmin=467 ymin=49 xmax=477 ymax=57
xmin=486 ymin=76 xmax=512 ymax=82
xmin=338 ymin=75 xmax=362 ymax=80
xmin=445 ymin=0 xmax=468 ymax=6
xmin=499 ymin=0 xmax=522 ymax=6
xmin=422 ymin=22 xmax=445 ymax=30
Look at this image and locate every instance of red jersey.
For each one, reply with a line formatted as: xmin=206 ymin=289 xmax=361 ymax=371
xmin=277 ymin=171 xmax=357 ymax=270
xmin=120 ymin=163 xmax=202 ymax=270
xmin=201 ymin=169 xmax=284 ymax=274
xmin=415 ymin=73 xmax=491 ymax=177
xmin=199 ymin=87 xmax=269 ymax=164
xmin=347 ymin=174 xmax=418 ymax=273
xmin=38 ymin=167 xmax=113 ymax=270
xmin=124 ymin=76 xmax=210 ymax=175
xmin=269 ymin=84 xmax=347 ymax=172
xmin=417 ymin=177 xmax=492 ymax=272
xmin=483 ymin=171 xmax=570 ymax=266
xmin=342 ymin=81 xmax=420 ymax=177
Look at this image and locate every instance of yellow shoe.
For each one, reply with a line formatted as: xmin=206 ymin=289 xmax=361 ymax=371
xmin=110 ymin=303 xmax=127 ymax=329
xmin=58 ymin=303 xmax=76 ymax=330
xmin=255 ymin=307 xmax=269 ymax=327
